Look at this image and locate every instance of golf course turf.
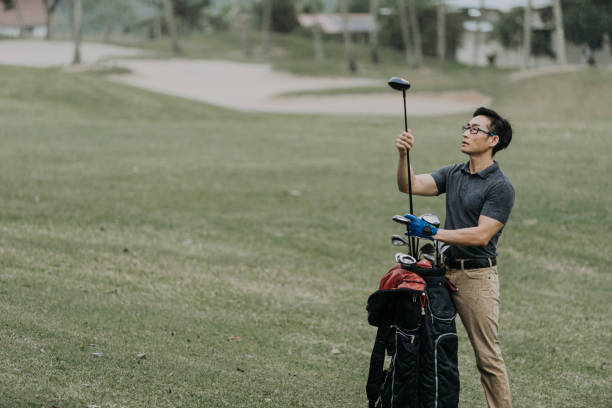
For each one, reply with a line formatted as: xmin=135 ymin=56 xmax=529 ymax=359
xmin=0 ymin=64 xmax=610 ymax=407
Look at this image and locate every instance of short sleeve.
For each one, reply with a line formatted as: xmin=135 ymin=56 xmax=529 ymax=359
xmin=430 ymin=165 xmax=454 ymax=195
xmin=481 ymin=180 xmax=515 ymax=224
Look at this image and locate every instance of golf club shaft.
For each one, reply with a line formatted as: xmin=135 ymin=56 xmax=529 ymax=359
xmin=403 ymin=90 xmax=416 ymax=255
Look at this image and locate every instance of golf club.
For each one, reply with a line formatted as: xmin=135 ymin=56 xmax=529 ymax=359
xmin=418 ymin=242 xmax=435 ymax=260
xmin=391 ymin=234 xmax=411 ymax=247
xmin=392 ymin=214 xmax=414 ymax=255
xmin=392 ymin=214 xmax=411 ymax=226
xmin=423 ymin=254 xmax=436 ymax=264
xmin=389 ymin=77 xmax=415 ymax=255
xmin=436 ymin=241 xmax=451 ymax=266
xmin=395 ymin=252 xmax=417 ymax=266
xmin=417 ymin=214 xmax=440 ymax=258
xmin=419 ymin=214 xmax=441 ymax=266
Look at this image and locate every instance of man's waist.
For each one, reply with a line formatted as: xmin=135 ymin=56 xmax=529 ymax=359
xmin=445 ymin=257 xmax=496 ymax=270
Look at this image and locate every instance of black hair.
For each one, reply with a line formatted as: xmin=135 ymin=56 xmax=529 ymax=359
xmin=472 ymin=107 xmax=512 ymax=156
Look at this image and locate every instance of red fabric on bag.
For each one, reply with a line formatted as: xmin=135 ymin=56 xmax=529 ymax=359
xmin=378 ymin=263 xmax=426 ymax=292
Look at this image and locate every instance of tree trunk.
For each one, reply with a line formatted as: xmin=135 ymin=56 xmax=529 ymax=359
xmin=436 ymin=0 xmax=446 ymax=66
xmin=340 ymin=0 xmax=357 ymax=72
xmin=369 ymin=0 xmax=379 ymax=63
xmin=397 ymin=0 xmax=413 ymax=66
xmin=406 ymin=0 xmax=422 ymax=66
xmin=237 ymin=0 xmax=252 ymax=58
xmin=162 ymin=0 xmax=180 ymax=55
xmin=45 ymin=0 xmax=52 ymax=39
xmin=72 ymin=0 xmax=82 ymax=65
xmin=552 ymin=0 xmax=567 ymax=64
xmin=15 ymin=0 xmax=25 ymax=37
xmin=310 ymin=0 xmax=324 ymax=62
xmin=472 ymin=0 xmax=484 ymax=69
xmin=261 ymin=0 xmax=272 ymax=55
xmin=522 ymin=0 xmax=532 ymax=70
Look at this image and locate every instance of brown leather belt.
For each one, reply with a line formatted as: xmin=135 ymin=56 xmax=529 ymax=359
xmin=445 ymin=257 xmax=496 ymax=270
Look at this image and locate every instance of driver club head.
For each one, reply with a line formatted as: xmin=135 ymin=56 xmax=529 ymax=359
xmin=420 ymin=213 xmax=440 ymax=228
xmin=391 ymin=234 xmax=410 ymax=247
xmin=388 ymin=77 xmax=411 ymax=92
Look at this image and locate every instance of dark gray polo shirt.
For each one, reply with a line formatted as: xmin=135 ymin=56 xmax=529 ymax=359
xmin=431 ymin=161 xmax=514 ymax=260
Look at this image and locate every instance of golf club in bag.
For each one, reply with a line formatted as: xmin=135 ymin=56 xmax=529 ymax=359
xmin=389 ymin=77 xmax=416 ymax=257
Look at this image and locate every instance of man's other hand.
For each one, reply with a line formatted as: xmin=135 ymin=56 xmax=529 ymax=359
xmin=396 ymin=130 xmax=414 ymax=155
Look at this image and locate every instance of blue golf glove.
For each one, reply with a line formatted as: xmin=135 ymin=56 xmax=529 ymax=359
xmin=403 ymin=214 xmax=438 ymax=241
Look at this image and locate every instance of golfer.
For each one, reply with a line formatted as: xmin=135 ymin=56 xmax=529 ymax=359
xmin=396 ymin=107 xmax=514 ymax=408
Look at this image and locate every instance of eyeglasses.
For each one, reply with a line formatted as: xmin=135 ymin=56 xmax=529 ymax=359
xmin=461 ymin=125 xmax=496 ymax=137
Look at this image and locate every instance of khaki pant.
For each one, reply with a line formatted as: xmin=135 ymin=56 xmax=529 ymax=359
xmin=445 ymin=265 xmax=512 ymax=408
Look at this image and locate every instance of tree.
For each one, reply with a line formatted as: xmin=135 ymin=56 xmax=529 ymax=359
xmin=340 ymin=0 xmax=357 ymax=72
xmin=406 ymin=0 xmax=422 ymax=66
xmin=562 ymin=0 xmax=612 ymax=60
xmin=436 ymin=0 xmax=446 ymax=65
xmin=261 ymin=0 xmax=272 ymax=55
xmin=72 ymin=0 xmax=82 ymax=64
xmin=397 ymin=0 xmax=414 ymax=66
xmin=369 ymin=0 xmax=379 ymax=63
xmin=43 ymin=0 xmax=62 ymax=40
xmin=162 ymin=0 xmax=181 ymax=54
xmin=310 ymin=0 xmax=324 ymax=62
xmin=472 ymin=0 xmax=484 ymax=68
xmin=522 ymin=0 xmax=532 ymax=70
xmin=236 ymin=0 xmax=252 ymax=58
xmin=552 ymin=0 xmax=566 ymax=64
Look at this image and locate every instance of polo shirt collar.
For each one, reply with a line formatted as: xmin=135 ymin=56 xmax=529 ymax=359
xmin=461 ymin=161 xmax=499 ymax=179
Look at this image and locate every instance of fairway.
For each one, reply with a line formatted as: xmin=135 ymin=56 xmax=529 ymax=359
xmin=0 ymin=65 xmax=611 ymax=407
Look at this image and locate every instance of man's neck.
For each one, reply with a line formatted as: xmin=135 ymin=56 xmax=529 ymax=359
xmin=468 ymin=153 xmax=494 ymax=174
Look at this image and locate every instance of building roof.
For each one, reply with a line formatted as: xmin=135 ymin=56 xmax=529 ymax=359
xmin=446 ymin=0 xmax=552 ymax=11
xmin=0 ymin=0 xmax=47 ymax=27
xmin=298 ymin=13 xmax=374 ymax=35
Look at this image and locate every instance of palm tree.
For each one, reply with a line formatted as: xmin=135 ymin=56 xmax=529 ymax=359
xmin=437 ymin=0 xmax=446 ymax=66
xmin=71 ymin=0 xmax=82 ymax=64
xmin=44 ymin=0 xmax=62 ymax=40
xmin=552 ymin=0 xmax=567 ymax=64
xmin=369 ymin=0 xmax=379 ymax=63
xmin=397 ymin=0 xmax=414 ymax=66
xmin=340 ymin=0 xmax=357 ymax=72
xmin=162 ymin=0 xmax=180 ymax=55
xmin=261 ymin=0 xmax=272 ymax=55
xmin=406 ymin=0 xmax=422 ymax=66
xmin=237 ymin=0 xmax=252 ymax=58
xmin=310 ymin=0 xmax=324 ymax=62
xmin=522 ymin=0 xmax=532 ymax=70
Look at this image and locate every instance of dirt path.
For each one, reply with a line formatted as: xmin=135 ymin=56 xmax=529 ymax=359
xmin=0 ymin=40 xmax=491 ymax=116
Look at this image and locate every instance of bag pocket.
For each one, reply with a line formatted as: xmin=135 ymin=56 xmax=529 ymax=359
xmin=390 ymin=328 xmax=420 ymax=407
xmin=434 ymin=333 xmax=460 ymax=408
xmin=394 ymin=292 xmax=424 ymax=331
xmin=426 ymin=281 xmax=456 ymax=320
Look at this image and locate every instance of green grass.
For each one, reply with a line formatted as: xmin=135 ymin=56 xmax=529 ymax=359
xmin=0 ymin=63 xmax=611 ymax=407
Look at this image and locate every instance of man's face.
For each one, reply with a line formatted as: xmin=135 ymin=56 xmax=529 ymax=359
xmin=461 ymin=115 xmax=499 ymax=156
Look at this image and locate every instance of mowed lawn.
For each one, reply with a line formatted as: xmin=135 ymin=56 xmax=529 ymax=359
xmin=0 ymin=64 xmax=610 ymax=408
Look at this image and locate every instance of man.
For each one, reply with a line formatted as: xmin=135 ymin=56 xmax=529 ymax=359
xmin=395 ymin=107 xmax=514 ymax=408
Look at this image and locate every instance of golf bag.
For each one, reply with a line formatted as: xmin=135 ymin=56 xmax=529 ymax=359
xmin=366 ymin=263 xmax=460 ymax=408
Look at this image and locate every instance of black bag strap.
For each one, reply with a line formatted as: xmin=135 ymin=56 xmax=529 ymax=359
xmin=366 ymin=325 xmax=393 ymax=407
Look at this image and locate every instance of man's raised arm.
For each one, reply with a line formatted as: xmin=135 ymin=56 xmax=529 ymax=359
xmin=396 ymin=130 xmax=439 ymax=196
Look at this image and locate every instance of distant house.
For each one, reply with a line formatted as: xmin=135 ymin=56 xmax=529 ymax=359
xmin=298 ymin=13 xmax=374 ymax=35
xmin=454 ymin=3 xmax=610 ymax=68
xmin=0 ymin=0 xmax=48 ymax=38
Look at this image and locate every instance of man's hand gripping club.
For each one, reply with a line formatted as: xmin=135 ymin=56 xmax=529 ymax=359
xmin=403 ymin=214 xmax=438 ymax=241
